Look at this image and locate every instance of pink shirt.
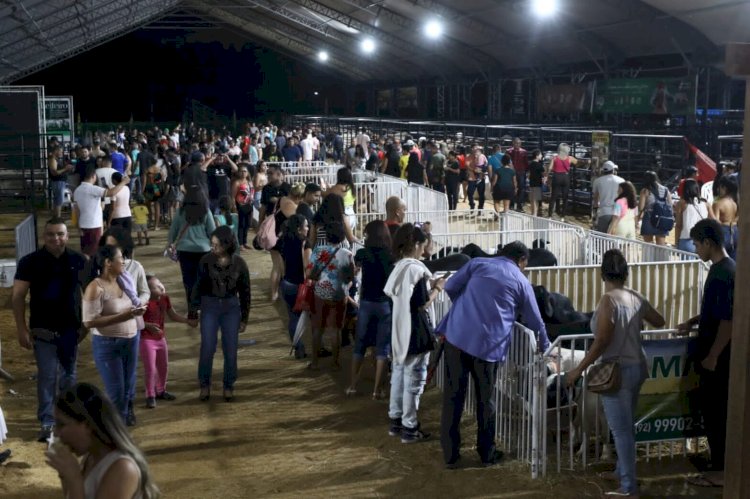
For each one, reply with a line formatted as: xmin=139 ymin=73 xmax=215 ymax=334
xmin=552 ymin=157 xmax=571 ymax=174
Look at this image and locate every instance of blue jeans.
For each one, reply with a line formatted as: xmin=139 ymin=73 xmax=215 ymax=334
xmin=33 ymin=329 xmax=78 ymax=426
xmin=198 ymin=296 xmax=241 ymax=389
xmin=353 ymin=300 xmax=391 ymax=360
xmin=129 ymin=175 xmax=142 ymax=197
xmin=92 ymin=332 xmax=140 ymax=422
xmin=280 ymin=279 xmax=306 ymax=358
xmin=600 ymin=363 xmax=646 ymax=495
xmin=677 ymin=238 xmax=696 ymax=253
xmin=389 ymin=352 xmax=430 ymax=429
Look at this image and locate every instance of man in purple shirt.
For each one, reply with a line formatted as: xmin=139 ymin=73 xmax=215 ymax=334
xmin=436 ymin=241 xmax=548 ymax=468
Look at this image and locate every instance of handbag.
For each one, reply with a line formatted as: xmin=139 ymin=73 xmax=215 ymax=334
xmin=293 ymin=247 xmax=340 ymax=313
xmin=164 ymin=223 xmax=190 ymax=262
xmin=257 ymin=202 xmax=279 ymax=251
xmin=585 ymin=293 xmax=635 ymax=394
xmin=585 ymin=360 xmax=621 ymax=394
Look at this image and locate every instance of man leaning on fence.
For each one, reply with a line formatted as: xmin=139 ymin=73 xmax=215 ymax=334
xmin=12 ymin=218 xmax=87 ymax=443
xmin=435 ymin=241 xmax=549 ymax=469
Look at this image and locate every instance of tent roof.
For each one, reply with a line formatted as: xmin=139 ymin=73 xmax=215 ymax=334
xmin=0 ymin=0 xmax=746 ymax=83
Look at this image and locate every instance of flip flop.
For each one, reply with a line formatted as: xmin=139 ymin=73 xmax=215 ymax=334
xmin=687 ymin=474 xmax=723 ymax=488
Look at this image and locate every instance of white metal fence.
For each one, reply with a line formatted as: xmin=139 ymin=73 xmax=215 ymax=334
xmin=543 ymin=330 xmax=703 ymax=473
xmin=586 ymin=231 xmax=699 ymax=264
xmin=525 ymin=261 xmax=707 ymax=327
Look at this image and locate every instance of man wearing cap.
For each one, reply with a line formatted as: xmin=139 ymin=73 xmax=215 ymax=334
xmin=592 ymin=160 xmax=624 ymax=233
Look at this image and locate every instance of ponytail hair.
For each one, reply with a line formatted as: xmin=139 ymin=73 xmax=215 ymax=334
xmin=392 ymin=223 xmax=427 ymax=260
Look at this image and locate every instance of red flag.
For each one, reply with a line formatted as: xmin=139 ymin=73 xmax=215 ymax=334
xmin=684 ymin=139 xmax=717 ymax=183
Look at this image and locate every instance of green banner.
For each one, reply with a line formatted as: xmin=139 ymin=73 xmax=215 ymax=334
xmin=594 ymin=78 xmax=695 ymax=115
xmin=635 ymin=338 xmax=704 ymax=442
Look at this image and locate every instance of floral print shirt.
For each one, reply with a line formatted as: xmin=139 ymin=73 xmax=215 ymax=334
xmin=308 ymin=244 xmax=355 ymax=301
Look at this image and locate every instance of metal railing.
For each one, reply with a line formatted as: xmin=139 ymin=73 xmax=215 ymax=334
xmin=15 ymin=214 xmax=37 ymax=262
xmin=526 ymin=261 xmax=707 ymax=329
xmin=543 ymin=330 xmax=704 ymax=473
xmin=586 ymin=231 xmax=698 ymax=264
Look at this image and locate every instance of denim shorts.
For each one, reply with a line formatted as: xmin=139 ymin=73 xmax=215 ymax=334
xmin=51 ymin=180 xmax=66 ymax=207
xmin=353 ymin=300 xmax=391 ymax=359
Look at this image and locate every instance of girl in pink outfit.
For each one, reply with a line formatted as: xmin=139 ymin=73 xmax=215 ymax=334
xmin=140 ymin=275 xmax=197 ymax=408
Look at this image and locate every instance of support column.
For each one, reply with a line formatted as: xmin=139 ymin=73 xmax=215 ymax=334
xmin=723 ymin=42 xmax=750 ymax=499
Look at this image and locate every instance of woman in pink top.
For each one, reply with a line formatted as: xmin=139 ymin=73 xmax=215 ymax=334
xmin=546 ymin=143 xmax=578 ymax=221
xmin=83 ymin=245 xmax=146 ymax=424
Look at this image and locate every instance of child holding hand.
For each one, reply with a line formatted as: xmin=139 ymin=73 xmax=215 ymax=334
xmin=141 ymin=275 xmax=198 ymax=408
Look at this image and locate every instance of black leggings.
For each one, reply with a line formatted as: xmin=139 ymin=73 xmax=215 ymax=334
xmin=548 ymin=173 xmax=570 ymax=217
xmin=236 ymin=204 xmax=252 ymax=246
xmin=446 ymin=175 xmax=460 ymax=210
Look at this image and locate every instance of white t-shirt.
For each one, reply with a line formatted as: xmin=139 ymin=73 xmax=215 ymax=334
xmin=95 ymin=167 xmax=116 ymax=189
xmin=74 ymin=182 xmax=106 ymax=229
xmin=593 ymin=174 xmax=625 ymax=217
xmin=300 ymin=136 xmax=314 ymax=161
xmin=110 ymin=186 xmax=131 ymax=219
xmin=700 ymin=181 xmax=714 ymax=205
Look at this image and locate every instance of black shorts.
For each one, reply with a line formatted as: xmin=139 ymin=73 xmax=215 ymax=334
xmin=492 ymin=185 xmax=515 ymax=201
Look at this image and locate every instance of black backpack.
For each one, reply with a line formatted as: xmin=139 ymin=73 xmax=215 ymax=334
xmin=649 ymin=186 xmax=675 ymax=232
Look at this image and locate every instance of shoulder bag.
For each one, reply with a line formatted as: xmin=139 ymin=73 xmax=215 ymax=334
xmin=585 ymin=294 xmax=634 ymax=394
xmin=293 ymin=247 xmax=339 ymax=313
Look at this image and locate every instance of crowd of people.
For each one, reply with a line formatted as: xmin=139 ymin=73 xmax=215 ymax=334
xmin=5 ymin=120 xmax=738 ymax=498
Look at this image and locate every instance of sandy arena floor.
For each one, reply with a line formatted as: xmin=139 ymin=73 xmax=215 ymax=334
xmin=0 ymin=206 xmax=715 ymax=499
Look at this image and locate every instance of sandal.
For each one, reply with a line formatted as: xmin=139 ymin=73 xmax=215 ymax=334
xmin=345 ymin=388 xmax=358 ymax=397
xmin=372 ymin=390 xmax=386 ymax=401
xmin=687 ymin=474 xmax=723 ymax=488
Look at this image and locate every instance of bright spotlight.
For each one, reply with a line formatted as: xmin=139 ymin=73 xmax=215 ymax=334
xmin=424 ymin=20 xmax=443 ymax=39
xmin=531 ymin=0 xmax=558 ymax=17
xmin=361 ymin=38 xmax=376 ymax=54
xmin=318 ymin=50 xmax=329 ymax=62
xmin=314 ymin=91 xmax=319 ymax=96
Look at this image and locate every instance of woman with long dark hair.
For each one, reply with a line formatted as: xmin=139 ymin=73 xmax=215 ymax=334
xmin=307 ymin=221 xmax=355 ymax=371
xmin=566 ymin=250 xmax=665 ymax=497
xmin=710 ymin=175 xmax=739 ymax=259
xmin=637 ymin=171 xmax=670 ymax=245
xmin=346 ymin=220 xmax=394 ymax=399
xmin=325 ymin=167 xmax=358 ymax=230
xmin=45 ymin=382 xmax=160 ymax=499
xmin=191 ymin=225 xmax=251 ymax=402
xmin=82 ymin=245 xmax=146 ymax=424
xmin=231 ymin=165 xmax=254 ymax=249
xmin=167 ymin=186 xmax=216 ymax=303
xmin=278 ymin=214 xmax=311 ymax=359
xmin=383 ymin=223 xmax=446 ymax=443
xmin=269 ymin=182 xmax=305 ymax=302
xmin=607 ymin=181 xmax=638 ymax=239
xmin=311 ymin=193 xmax=359 ymax=247
xmin=675 ymin=179 xmax=709 ymax=253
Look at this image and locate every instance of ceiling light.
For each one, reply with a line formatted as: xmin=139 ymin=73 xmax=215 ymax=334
xmin=314 ymin=91 xmax=319 ymax=96
xmin=531 ymin=0 xmax=559 ymax=18
xmin=318 ymin=50 xmax=329 ymax=62
xmin=424 ymin=20 xmax=443 ymax=39
xmin=361 ymin=38 xmax=375 ymax=54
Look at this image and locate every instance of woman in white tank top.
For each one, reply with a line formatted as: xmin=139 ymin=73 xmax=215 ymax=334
xmin=675 ymin=179 xmax=709 ymax=253
xmin=45 ymin=382 xmax=159 ymax=499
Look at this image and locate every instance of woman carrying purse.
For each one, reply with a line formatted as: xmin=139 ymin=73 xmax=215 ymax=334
xmin=565 ymin=249 xmax=665 ymax=498
xmin=278 ymin=214 xmax=312 ymax=359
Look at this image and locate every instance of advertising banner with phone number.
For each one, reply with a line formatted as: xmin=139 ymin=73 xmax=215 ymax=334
xmin=635 ymin=338 xmax=704 ymax=442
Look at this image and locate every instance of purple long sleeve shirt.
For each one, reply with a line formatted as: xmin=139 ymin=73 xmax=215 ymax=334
xmin=435 ymin=257 xmax=549 ymax=362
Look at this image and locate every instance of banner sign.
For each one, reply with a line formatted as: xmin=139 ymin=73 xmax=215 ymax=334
xmin=536 ymin=83 xmax=592 ymax=114
xmin=594 ymin=78 xmax=695 ymax=115
xmin=44 ymin=96 xmax=74 ymax=147
xmin=635 ymin=338 xmax=704 ymax=442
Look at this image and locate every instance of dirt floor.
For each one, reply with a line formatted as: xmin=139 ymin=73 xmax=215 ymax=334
xmin=0 ymin=206 xmax=717 ymax=499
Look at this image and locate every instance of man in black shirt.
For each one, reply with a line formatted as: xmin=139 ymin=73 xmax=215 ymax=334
xmin=12 ymin=218 xmax=87 ymax=442
xmin=296 ymin=183 xmax=322 ymax=226
xmin=181 ymin=151 xmax=209 ymax=199
xmin=678 ymin=219 xmax=735 ymax=488
xmin=206 ymin=149 xmax=238 ymax=214
xmin=259 ymin=165 xmax=291 ymax=223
